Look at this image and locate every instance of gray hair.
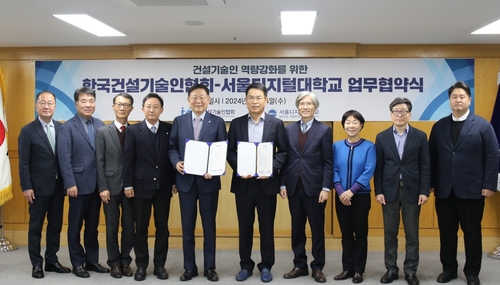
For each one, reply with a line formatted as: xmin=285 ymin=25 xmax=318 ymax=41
xmin=295 ymin=91 xmax=320 ymax=109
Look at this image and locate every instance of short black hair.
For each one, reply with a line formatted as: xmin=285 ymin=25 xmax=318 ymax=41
xmin=245 ymin=82 xmax=268 ymax=97
xmin=389 ymin=97 xmax=412 ymax=112
xmin=113 ymin=92 xmax=134 ymax=106
xmin=448 ymin=81 xmax=471 ymax=97
xmin=142 ymin=92 xmax=164 ymax=107
xmin=35 ymin=90 xmax=56 ymax=102
xmin=188 ymin=84 xmax=210 ymax=97
xmin=74 ymin=87 xmax=95 ymax=102
xmin=341 ymin=110 xmax=365 ymax=130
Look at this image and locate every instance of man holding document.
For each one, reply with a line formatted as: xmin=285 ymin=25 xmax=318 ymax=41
xmin=169 ymin=84 xmax=227 ymax=282
xmin=227 ymin=82 xmax=288 ymax=283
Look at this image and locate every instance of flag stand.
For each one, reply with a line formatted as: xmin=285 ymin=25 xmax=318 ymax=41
xmin=0 ymin=206 xmax=18 ymax=252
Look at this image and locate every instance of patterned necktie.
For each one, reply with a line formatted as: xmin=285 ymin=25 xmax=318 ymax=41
xmin=194 ymin=117 xmax=201 ymax=140
xmin=151 ymin=125 xmax=157 ymax=134
xmin=120 ymin=125 xmax=126 ymax=133
xmin=45 ymin=124 xmax=55 ymax=153
xmin=86 ymin=120 xmax=95 ymax=148
xmin=301 ymin=122 xmax=307 ymax=133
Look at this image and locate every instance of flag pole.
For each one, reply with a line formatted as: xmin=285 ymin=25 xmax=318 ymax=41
xmin=0 ymin=205 xmax=18 ymax=252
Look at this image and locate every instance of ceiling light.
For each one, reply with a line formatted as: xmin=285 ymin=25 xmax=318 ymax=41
xmin=184 ymin=20 xmax=205 ymax=26
xmin=280 ymin=11 xmax=317 ymax=35
xmin=471 ymin=19 xmax=500 ymax=34
xmin=53 ymin=14 xmax=125 ymax=37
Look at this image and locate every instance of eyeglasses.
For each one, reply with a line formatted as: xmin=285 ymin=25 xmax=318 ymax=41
xmin=247 ymin=96 xmax=265 ymax=102
xmin=79 ymin=99 xmax=95 ymax=104
xmin=299 ymin=101 xmax=314 ymax=107
xmin=114 ymin=103 xmax=132 ymax=108
xmin=450 ymin=95 xmax=468 ymax=101
xmin=144 ymin=105 xmax=161 ymax=110
xmin=391 ymin=110 xmax=409 ymax=116
xmin=37 ymin=101 xmax=55 ymax=107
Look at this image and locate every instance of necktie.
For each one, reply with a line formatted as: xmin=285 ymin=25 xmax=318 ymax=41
xmin=119 ymin=126 xmax=126 ymax=151
xmin=151 ymin=125 xmax=157 ymax=134
xmin=301 ymin=122 xmax=307 ymax=133
xmin=86 ymin=120 xmax=95 ymax=148
xmin=45 ymin=124 xmax=55 ymax=153
xmin=194 ymin=117 xmax=201 ymax=140
xmin=120 ymin=125 xmax=126 ymax=133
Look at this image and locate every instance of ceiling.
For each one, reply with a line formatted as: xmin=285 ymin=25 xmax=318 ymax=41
xmin=2 ymin=0 xmax=500 ymax=47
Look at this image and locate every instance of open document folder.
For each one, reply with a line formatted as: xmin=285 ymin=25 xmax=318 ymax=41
xmin=237 ymin=141 xmax=273 ymax=177
xmin=183 ymin=140 xmax=228 ymax=176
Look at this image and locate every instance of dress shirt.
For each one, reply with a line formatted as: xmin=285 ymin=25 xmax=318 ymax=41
xmin=247 ymin=113 xmax=265 ymax=143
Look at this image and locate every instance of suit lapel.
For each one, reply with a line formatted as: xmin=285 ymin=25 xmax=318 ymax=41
xmin=386 ymin=127 xmax=401 ymax=161
xmin=441 ymin=114 xmax=454 ymax=149
xmin=73 ymin=115 xmax=93 ymax=150
xmin=240 ymin=115 xmax=249 ymax=142
xmin=182 ymin=113 xmax=195 ymax=140
xmin=402 ymin=125 xmax=416 ymax=161
xmin=262 ymin=113 xmax=272 ymax=142
xmin=290 ymin=121 xmax=300 ymax=154
xmin=198 ymin=112 xmax=211 ymax=141
xmin=34 ymin=119 xmax=54 ymax=155
xmin=139 ymin=120 xmax=157 ymax=159
xmin=107 ymin=124 xmax=121 ymax=151
xmin=303 ymin=119 xmax=319 ymax=154
xmin=454 ymin=114 xmax=475 ymax=149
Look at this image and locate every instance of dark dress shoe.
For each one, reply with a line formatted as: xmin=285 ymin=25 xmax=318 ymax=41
xmin=381 ymin=270 xmax=398 ymax=283
xmin=134 ymin=267 xmax=147 ymax=281
xmin=466 ymin=275 xmax=480 ymax=285
xmin=180 ymin=269 xmax=199 ymax=281
xmin=122 ymin=264 xmax=133 ymax=277
xmin=405 ymin=274 xmax=420 ymax=285
xmin=45 ymin=262 xmax=71 ymax=273
xmin=437 ymin=271 xmax=458 ymax=283
xmin=110 ymin=265 xmax=122 ymax=278
xmin=333 ymin=271 xmax=353 ymax=280
xmin=283 ymin=267 xmax=309 ymax=279
xmin=72 ymin=266 xmax=90 ymax=278
xmin=312 ymin=270 xmax=326 ymax=283
xmin=204 ymin=268 xmax=219 ymax=281
xmin=32 ymin=266 xmax=44 ymax=278
xmin=154 ymin=266 xmax=169 ymax=280
xmin=353 ymin=272 xmax=364 ymax=283
xmin=85 ymin=262 xmax=110 ymax=273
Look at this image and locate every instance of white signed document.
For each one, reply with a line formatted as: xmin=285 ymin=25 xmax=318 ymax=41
xmin=237 ymin=141 xmax=273 ymax=177
xmin=184 ymin=140 xmax=227 ymax=176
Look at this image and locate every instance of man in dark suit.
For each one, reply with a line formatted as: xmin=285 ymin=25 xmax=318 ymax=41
xmin=280 ymin=91 xmax=332 ymax=283
xmin=227 ymin=82 xmax=287 ymax=283
xmin=122 ymin=92 xmax=176 ymax=281
xmin=429 ymin=81 xmax=498 ymax=285
xmin=374 ymin=97 xmax=430 ymax=285
xmin=96 ymin=92 xmax=135 ymax=279
xmin=57 ymin=87 xmax=109 ymax=278
xmin=169 ymin=84 xmax=227 ymax=282
xmin=18 ymin=91 xmax=71 ymax=278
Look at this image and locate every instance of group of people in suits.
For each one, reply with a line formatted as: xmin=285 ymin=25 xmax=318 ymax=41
xmin=18 ymin=81 xmax=497 ymax=285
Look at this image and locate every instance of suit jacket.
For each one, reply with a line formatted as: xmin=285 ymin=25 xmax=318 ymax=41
xmin=429 ymin=113 xmax=499 ymax=199
xmin=280 ymin=119 xmax=333 ymax=196
xmin=57 ymin=114 xmax=104 ymax=194
xmin=227 ymin=113 xmax=287 ymax=195
xmin=122 ymin=120 xmax=175 ymax=200
xmin=374 ymin=124 xmax=430 ymax=203
xmin=168 ymin=112 xmax=227 ymax=193
xmin=18 ymin=118 xmax=63 ymax=196
xmin=96 ymin=123 xmax=126 ymax=196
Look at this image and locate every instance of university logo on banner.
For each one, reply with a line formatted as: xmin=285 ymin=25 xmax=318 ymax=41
xmin=0 ymin=67 xmax=12 ymax=206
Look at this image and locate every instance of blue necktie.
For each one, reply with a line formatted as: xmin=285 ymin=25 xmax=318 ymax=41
xmin=151 ymin=125 xmax=157 ymax=134
xmin=86 ymin=120 xmax=95 ymax=148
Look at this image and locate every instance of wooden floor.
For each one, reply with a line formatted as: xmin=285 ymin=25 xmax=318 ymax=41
xmin=4 ymin=230 xmax=500 ymax=252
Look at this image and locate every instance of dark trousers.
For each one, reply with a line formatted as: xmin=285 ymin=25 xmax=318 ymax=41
xmin=435 ymin=192 xmax=485 ymax=276
xmin=67 ymin=190 xmax=101 ymax=267
xmin=133 ymin=190 xmax=171 ymax=268
xmin=382 ymin=184 xmax=420 ymax=274
xmin=28 ymin=189 xmax=65 ymax=267
xmin=288 ymin=183 xmax=326 ymax=270
xmin=335 ymin=193 xmax=371 ymax=274
xmin=235 ymin=179 xmax=277 ymax=271
xmin=103 ymin=191 xmax=134 ymax=267
xmin=179 ymin=180 xmax=219 ymax=271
